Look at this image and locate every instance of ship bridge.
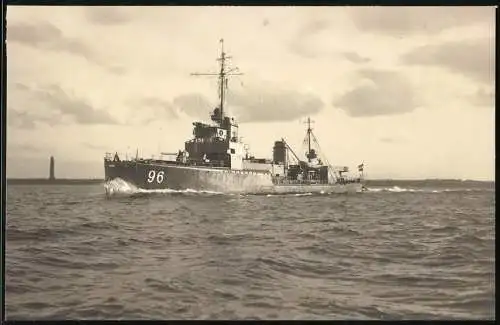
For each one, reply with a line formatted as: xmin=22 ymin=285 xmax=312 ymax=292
xmin=184 ymin=107 xmax=243 ymax=168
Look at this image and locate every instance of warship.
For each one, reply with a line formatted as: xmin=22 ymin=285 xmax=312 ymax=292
xmin=104 ymin=40 xmax=365 ymax=195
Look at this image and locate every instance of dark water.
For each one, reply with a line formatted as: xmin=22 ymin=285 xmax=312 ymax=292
xmin=5 ymin=181 xmax=495 ymax=320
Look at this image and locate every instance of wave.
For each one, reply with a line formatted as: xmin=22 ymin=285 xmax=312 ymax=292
xmin=265 ymin=193 xmax=314 ymax=197
xmin=103 ymin=178 xmax=223 ymax=196
xmin=365 ymin=186 xmax=494 ymax=193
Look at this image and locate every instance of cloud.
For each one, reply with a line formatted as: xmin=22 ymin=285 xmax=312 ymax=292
xmin=379 ymin=137 xmax=406 ymax=144
xmin=82 ymin=142 xmax=110 ymax=151
xmin=226 ymin=86 xmax=324 ymax=123
xmin=333 ymin=69 xmax=419 ymax=117
xmin=289 ymin=19 xmax=371 ymax=63
xmin=469 ymin=88 xmax=495 ymax=107
xmin=8 ymin=110 xmax=37 ymax=129
xmin=401 ymin=37 xmax=495 ymax=85
xmin=126 ymin=96 xmax=178 ymax=125
xmin=7 ymin=142 xmax=43 ymax=154
xmin=7 ymin=141 xmax=52 ymax=162
xmin=8 ymin=103 xmax=59 ymax=130
xmin=128 ymin=88 xmax=323 ymax=124
xmin=299 ymin=19 xmax=330 ymax=36
xmin=380 ymin=137 xmax=394 ymax=143
xmin=37 ymin=85 xmax=119 ymax=125
xmin=13 ymin=82 xmax=29 ymax=91
xmin=173 ymin=94 xmax=213 ymax=119
xmin=348 ymin=7 xmax=494 ymax=37
xmin=342 ymin=52 xmax=371 ymax=64
xmin=7 ymin=21 xmax=124 ymax=74
xmin=289 ymin=19 xmax=330 ymax=58
xmin=8 ymin=21 xmax=94 ymax=58
xmin=15 ymin=83 xmax=119 ymax=126
xmin=84 ymin=7 xmax=132 ymax=25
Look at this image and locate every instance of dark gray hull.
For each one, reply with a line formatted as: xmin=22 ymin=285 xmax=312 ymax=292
xmin=104 ymin=160 xmax=362 ymax=194
xmin=272 ymin=183 xmax=362 ymax=194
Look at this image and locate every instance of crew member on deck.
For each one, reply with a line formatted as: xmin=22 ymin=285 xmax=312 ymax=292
xmin=182 ymin=151 xmax=189 ymax=164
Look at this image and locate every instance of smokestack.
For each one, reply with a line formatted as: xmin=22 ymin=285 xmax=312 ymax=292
xmin=49 ymin=156 xmax=55 ymax=180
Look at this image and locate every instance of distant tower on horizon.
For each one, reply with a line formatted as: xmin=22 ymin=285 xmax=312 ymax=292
xmin=49 ymin=156 xmax=55 ymax=181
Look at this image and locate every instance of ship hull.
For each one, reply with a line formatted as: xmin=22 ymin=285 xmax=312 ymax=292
xmin=104 ymin=160 xmax=363 ymax=194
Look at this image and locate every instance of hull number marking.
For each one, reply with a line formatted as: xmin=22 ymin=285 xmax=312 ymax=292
xmin=147 ymin=170 xmax=165 ymax=183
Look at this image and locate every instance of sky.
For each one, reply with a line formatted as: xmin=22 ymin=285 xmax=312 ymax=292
xmin=6 ymin=6 xmax=496 ymax=180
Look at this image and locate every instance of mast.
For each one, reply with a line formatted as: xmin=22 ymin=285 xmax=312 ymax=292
xmin=304 ymin=117 xmax=315 ymax=162
xmin=307 ymin=117 xmax=312 ymax=155
xmin=191 ymin=39 xmax=243 ymax=125
xmin=218 ymin=39 xmax=226 ymax=119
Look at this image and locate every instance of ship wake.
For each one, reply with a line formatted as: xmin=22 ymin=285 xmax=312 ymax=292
xmin=365 ymin=186 xmax=492 ymax=193
xmin=104 ymin=178 xmax=223 ymax=197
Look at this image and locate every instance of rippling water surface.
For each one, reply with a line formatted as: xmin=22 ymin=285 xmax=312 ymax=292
xmin=6 ymin=180 xmax=495 ymax=320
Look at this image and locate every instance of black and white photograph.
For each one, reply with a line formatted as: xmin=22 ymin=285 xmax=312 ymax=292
xmin=4 ymin=5 xmax=496 ymax=320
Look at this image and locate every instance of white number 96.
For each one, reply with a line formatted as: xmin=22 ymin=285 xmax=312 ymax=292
xmin=147 ymin=170 xmax=165 ymax=183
